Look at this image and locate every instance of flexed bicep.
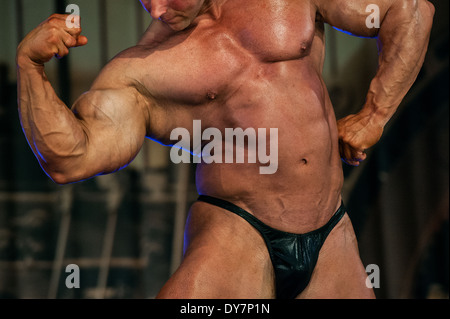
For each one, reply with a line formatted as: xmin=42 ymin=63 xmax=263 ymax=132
xmin=315 ymin=0 xmax=393 ymax=38
xmin=68 ymin=86 xmax=150 ymax=182
xmin=17 ymin=13 xmax=153 ymax=185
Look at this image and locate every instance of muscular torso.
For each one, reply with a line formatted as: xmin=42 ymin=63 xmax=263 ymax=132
xmin=123 ymin=0 xmax=344 ymax=233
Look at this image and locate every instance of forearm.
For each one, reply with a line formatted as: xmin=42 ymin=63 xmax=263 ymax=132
xmin=363 ymin=0 xmax=435 ymax=126
xmin=17 ymin=56 xmax=87 ymax=182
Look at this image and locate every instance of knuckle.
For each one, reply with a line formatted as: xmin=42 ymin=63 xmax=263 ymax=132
xmin=48 ymin=33 xmax=60 ymax=44
xmin=48 ymin=26 xmax=58 ymax=33
xmin=47 ymin=17 xmax=60 ymax=26
xmin=47 ymin=35 xmax=57 ymax=44
xmin=66 ymin=36 xmax=76 ymax=46
xmin=46 ymin=26 xmax=60 ymax=41
xmin=47 ymin=13 xmax=59 ymax=20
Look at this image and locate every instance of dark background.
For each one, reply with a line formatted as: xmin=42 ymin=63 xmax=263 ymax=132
xmin=0 ymin=0 xmax=448 ymax=299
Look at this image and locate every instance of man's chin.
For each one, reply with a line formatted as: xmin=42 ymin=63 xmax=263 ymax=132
xmin=166 ymin=21 xmax=191 ymax=32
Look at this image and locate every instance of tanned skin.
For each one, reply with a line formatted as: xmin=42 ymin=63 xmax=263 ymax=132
xmin=16 ymin=0 xmax=434 ymax=298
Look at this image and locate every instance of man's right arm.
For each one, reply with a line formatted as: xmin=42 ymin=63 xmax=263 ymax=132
xmin=16 ymin=14 xmax=150 ymax=184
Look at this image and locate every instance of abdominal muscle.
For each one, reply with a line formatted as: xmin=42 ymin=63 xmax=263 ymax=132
xmin=194 ymin=65 xmax=344 ymax=234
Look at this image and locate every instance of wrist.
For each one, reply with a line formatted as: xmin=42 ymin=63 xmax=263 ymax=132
xmin=363 ymin=91 xmax=398 ymax=128
xmin=16 ymin=49 xmax=45 ymax=71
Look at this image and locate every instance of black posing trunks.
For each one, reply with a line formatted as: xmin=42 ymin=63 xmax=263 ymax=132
xmin=197 ymin=195 xmax=346 ymax=299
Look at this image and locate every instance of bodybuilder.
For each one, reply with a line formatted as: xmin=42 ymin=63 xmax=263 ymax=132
xmin=16 ymin=0 xmax=434 ymax=298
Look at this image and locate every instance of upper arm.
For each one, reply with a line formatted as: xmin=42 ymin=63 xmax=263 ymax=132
xmin=314 ymin=0 xmax=434 ymax=39
xmin=68 ymin=55 xmax=151 ymax=180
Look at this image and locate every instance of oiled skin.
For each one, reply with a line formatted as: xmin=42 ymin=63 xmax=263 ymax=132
xmin=16 ymin=0 xmax=434 ymax=298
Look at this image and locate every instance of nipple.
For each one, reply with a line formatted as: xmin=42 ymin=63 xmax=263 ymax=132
xmin=207 ymin=91 xmax=218 ymax=100
xmin=299 ymin=41 xmax=312 ymax=56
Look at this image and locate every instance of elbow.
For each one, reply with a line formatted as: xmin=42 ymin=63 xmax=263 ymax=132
xmin=39 ymin=152 xmax=91 ymax=185
xmin=382 ymin=0 xmax=435 ymax=38
xmin=45 ymin=164 xmax=87 ymax=185
xmin=423 ymin=0 xmax=436 ymax=17
xmin=396 ymin=0 xmax=435 ymax=24
xmin=393 ymin=0 xmax=435 ymax=38
xmin=48 ymin=171 xmax=78 ymax=186
xmin=420 ymin=0 xmax=435 ymax=28
xmin=38 ymin=159 xmax=74 ymax=185
xmin=412 ymin=0 xmax=435 ymax=32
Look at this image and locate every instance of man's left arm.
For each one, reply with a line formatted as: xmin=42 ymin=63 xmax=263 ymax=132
xmin=316 ymin=0 xmax=435 ymax=166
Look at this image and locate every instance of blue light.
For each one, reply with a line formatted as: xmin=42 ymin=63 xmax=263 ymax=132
xmin=332 ymin=26 xmax=376 ymax=39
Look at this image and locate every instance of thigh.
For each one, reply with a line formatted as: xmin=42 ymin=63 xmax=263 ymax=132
xmin=298 ymin=213 xmax=376 ymax=299
xmin=156 ymin=201 xmax=276 ymax=299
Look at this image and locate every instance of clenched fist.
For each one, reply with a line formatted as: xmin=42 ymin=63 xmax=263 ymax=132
xmin=16 ymin=13 xmax=88 ymax=66
xmin=337 ymin=110 xmax=384 ymax=167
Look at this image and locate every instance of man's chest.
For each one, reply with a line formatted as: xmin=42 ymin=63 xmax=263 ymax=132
xmin=142 ymin=0 xmax=321 ymax=106
xmin=221 ymin=0 xmax=318 ymax=61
